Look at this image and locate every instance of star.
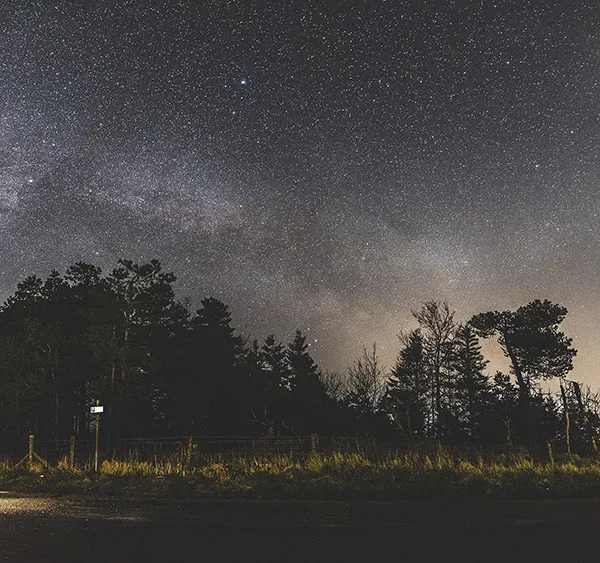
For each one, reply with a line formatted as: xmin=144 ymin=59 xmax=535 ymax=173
xmin=0 ymin=1 xmax=596 ymax=383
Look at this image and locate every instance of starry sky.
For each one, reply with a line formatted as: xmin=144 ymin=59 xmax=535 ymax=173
xmin=1 ymin=0 xmax=600 ymax=381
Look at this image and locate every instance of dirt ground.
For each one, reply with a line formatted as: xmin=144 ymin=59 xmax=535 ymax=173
xmin=0 ymin=494 xmax=597 ymax=562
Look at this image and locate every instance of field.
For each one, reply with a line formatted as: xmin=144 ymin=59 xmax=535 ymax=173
xmin=1 ymin=437 xmax=600 ymax=499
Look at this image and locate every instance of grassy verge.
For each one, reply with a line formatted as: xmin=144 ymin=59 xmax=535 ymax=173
xmin=2 ymin=451 xmax=600 ymax=499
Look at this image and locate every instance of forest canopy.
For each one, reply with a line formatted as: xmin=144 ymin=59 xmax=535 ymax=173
xmin=0 ymin=259 xmax=591 ymax=452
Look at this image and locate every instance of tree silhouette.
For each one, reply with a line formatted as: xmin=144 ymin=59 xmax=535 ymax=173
xmin=286 ymin=330 xmax=330 ymax=434
xmin=469 ymin=299 xmax=577 ymax=445
xmin=261 ymin=334 xmax=291 ymax=391
xmin=190 ymin=297 xmax=244 ymax=434
xmin=386 ymin=330 xmax=429 ymax=438
xmin=346 ymin=345 xmax=387 ymax=417
xmin=412 ymin=301 xmax=456 ymax=439
xmin=0 ymin=261 xmax=591 ymax=452
xmin=450 ymin=324 xmax=490 ymax=441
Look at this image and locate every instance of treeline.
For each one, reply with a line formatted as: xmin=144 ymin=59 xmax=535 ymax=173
xmin=0 ymin=259 xmax=594 ymax=451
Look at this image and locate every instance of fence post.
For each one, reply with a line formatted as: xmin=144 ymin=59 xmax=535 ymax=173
xmin=28 ymin=435 xmax=34 ymax=469
xmin=69 ymin=435 xmax=75 ymax=469
xmin=560 ymin=382 xmax=571 ymax=455
xmin=186 ymin=436 xmax=193 ymax=468
xmin=310 ymin=434 xmax=319 ymax=455
xmin=546 ymin=442 xmax=555 ymax=466
xmin=565 ymin=410 xmax=571 ymax=455
xmin=14 ymin=433 xmax=48 ymax=471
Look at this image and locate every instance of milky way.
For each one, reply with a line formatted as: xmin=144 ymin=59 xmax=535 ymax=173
xmin=1 ymin=1 xmax=600 ymax=380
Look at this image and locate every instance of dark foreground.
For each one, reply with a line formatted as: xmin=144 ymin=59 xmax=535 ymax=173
xmin=1 ymin=494 xmax=599 ymax=562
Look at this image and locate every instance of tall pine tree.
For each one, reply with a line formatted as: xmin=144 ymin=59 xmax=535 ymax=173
xmin=386 ymin=330 xmax=429 ymax=437
xmin=450 ymin=324 xmax=490 ymax=441
xmin=286 ymin=330 xmax=330 ymax=434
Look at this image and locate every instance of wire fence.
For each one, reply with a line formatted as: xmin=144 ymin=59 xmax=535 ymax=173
xmin=0 ymin=433 xmax=583 ymax=470
xmin=0 ymin=434 xmax=437 ymax=468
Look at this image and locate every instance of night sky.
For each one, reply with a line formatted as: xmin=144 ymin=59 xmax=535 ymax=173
xmin=2 ymin=1 xmax=599 ymax=381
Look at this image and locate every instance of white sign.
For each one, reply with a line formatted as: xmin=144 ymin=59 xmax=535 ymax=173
xmin=90 ymin=406 xmax=104 ymax=414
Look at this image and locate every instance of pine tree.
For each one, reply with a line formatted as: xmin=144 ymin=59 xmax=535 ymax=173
xmin=450 ymin=324 xmax=490 ymax=440
xmin=286 ymin=329 xmax=329 ymax=434
xmin=261 ymin=334 xmax=291 ymax=391
xmin=190 ymin=297 xmax=244 ymax=434
xmin=470 ymin=300 xmax=577 ymax=445
xmin=386 ymin=330 xmax=429 ymax=437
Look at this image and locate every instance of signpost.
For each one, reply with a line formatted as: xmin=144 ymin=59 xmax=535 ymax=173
xmin=91 ymin=401 xmax=103 ymax=473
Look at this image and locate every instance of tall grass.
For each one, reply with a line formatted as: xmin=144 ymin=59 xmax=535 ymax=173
xmin=2 ymin=446 xmax=600 ymax=499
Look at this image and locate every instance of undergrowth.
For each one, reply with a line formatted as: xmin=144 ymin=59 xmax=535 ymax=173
xmin=2 ymin=449 xmax=600 ymax=499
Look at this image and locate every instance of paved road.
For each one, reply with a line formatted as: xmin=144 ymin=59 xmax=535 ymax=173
xmin=1 ymin=493 xmax=600 ymax=562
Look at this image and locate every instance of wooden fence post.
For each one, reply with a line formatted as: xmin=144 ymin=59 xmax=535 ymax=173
xmin=546 ymin=442 xmax=555 ymax=466
xmin=69 ymin=435 xmax=75 ymax=469
xmin=28 ymin=435 xmax=34 ymax=468
xmin=186 ymin=436 xmax=193 ymax=468
xmin=14 ymin=433 xmax=49 ymax=471
xmin=310 ymin=434 xmax=319 ymax=454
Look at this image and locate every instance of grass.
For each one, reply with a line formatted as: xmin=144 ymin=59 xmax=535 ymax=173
xmin=2 ymin=448 xmax=600 ymax=499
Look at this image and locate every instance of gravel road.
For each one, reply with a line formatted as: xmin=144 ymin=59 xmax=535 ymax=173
xmin=1 ymin=494 xmax=598 ymax=562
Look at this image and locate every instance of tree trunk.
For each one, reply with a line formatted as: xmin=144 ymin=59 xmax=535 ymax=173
xmin=503 ymin=333 xmax=533 ymax=446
